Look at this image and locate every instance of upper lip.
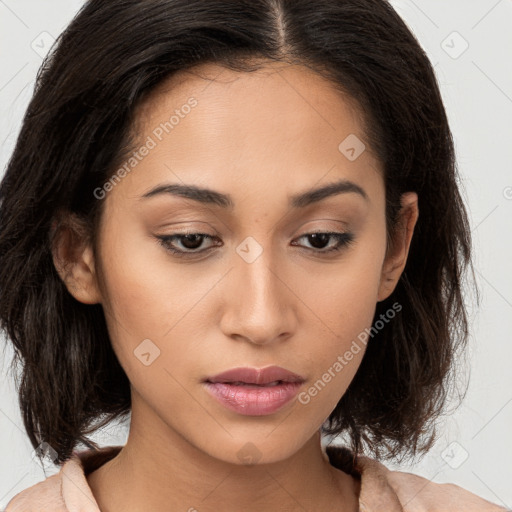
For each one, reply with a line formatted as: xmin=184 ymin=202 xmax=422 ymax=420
xmin=205 ymin=366 xmax=305 ymax=385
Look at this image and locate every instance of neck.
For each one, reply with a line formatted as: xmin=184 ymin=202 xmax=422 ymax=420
xmin=87 ymin=399 xmax=359 ymax=512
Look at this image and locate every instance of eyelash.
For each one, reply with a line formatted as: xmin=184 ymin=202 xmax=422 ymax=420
xmin=156 ymin=230 xmax=355 ymax=258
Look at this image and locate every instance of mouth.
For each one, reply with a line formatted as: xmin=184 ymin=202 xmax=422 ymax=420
xmin=210 ymin=380 xmax=288 ymax=387
xmin=203 ymin=366 xmax=305 ymax=416
xmin=204 ymin=365 xmax=305 ymax=386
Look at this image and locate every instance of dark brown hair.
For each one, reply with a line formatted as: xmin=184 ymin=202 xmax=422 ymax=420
xmin=0 ymin=0 xmax=476 ymax=466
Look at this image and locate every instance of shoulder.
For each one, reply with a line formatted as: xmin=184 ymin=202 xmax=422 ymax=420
xmin=4 ymin=473 xmax=66 ymax=512
xmin=4 ymin=447 xmax=107 ymax=512
xmin=359 ymin=455 xmax=509 ymax=512
xmin=325 ymin=445 xmax=508 ymax=512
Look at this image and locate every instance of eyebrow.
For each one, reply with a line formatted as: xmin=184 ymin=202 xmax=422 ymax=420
xmin=140 ymin=178 xmax=368 ymax=209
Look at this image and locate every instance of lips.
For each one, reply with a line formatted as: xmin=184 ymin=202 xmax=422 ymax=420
xmin=203 ymin=366 xmax=305 ymax=416
xmin=204 ymin=365 xmax=305 ymax=386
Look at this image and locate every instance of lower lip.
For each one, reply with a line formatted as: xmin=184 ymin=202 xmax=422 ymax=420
xmin=203 ymin=381 xmax=303 ymax=416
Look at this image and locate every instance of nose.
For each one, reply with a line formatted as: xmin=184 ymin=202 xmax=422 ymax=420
xmin=219 ymin=244 xmax=297 ymax=346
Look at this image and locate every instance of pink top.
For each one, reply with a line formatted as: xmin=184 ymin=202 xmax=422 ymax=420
xmin=5 ymin=444 xmax=508 ymax=511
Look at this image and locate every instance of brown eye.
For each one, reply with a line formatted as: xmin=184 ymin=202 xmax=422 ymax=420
xmin=291 ymin=231 xmax=355 ymax=254
xmin=156 ymin=230 xmax=354 ymax=259
xmin=157 ymin=233 xmax=219 ymax=256
xmin=175 ymin=234 xmax=206 ymax=250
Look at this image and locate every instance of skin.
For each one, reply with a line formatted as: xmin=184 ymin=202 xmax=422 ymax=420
xmin=53 ymin=60 xmax=418 ymax=512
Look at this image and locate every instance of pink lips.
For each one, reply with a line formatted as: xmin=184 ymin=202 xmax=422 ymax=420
xmin=203 ymin=366 xmax=305 ymax=416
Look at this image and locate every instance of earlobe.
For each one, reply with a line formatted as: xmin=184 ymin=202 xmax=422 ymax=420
xmin=51 ymin=215 xmax=102 ymax=305
xmin=377 ymin=192 xmax=419 ymax=302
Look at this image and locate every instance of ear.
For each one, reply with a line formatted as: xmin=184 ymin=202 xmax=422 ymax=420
xmin=377 ymin=192 xmax=419 ymax=302
xmin=50 ymin=213 xmax=102 ymax=304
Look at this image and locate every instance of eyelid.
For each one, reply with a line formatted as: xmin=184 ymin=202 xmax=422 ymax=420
xmin=155 ymin=229 xmax=355 ymax=258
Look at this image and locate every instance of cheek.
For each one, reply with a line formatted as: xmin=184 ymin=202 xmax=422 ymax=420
xmin=97 ymin=224 xmax=219 ymax=380
xmin=295 ymin=237 xmax=386 ymax=399
xmin=301 ymin=238 xmax=385 ymax=340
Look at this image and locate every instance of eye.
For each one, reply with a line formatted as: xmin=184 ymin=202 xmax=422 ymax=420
xmin=157 ymin=232 xmax=219 ymax=257
xmin=291 ymin=231 xmax=355 ymax=254
xmin=156 ymin=230 xmax=355 ymax=258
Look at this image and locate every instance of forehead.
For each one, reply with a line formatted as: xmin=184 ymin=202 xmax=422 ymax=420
xmin=136 ymin=60 xmax=370 ymax=148
xmin=112 ymin=60 xmax=383 ymax=208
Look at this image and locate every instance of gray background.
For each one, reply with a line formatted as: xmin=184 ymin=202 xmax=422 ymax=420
xmin=0 ymin=0 xmax=511 ymax=508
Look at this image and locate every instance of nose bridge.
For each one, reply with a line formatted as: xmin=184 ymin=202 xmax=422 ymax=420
xmin=223 ymin=235 xmax=295 ymax=343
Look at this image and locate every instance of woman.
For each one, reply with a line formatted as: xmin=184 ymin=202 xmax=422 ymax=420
xmin=0 ymin=0 xmax=507 ymax=510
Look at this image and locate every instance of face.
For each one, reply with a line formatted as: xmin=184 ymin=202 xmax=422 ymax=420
xmin=57 ymin=60 xmax=418 ymax=465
